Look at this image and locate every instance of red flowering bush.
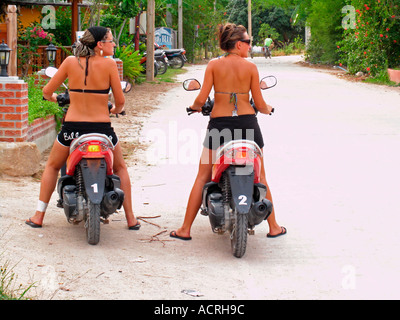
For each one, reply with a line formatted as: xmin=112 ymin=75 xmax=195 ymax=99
xmin=338 ymin=0 xmax=400 ymax=78
xmin=18 ymin=23 xmax=54 ymax=77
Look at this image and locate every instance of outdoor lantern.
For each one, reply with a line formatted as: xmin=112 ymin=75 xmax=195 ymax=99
xmin=46 ymin=43 xmax=57 ymax=66
xmin=0 ymin=40 xmax=11 ymax=77
xmin=71 ymin=42 xmax=77 ymax=56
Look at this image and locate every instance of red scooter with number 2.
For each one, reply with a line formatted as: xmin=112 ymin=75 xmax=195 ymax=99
xmin=183 ymin=75 xmax=277 ymax=258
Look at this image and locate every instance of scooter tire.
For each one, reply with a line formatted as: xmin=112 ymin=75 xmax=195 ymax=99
xmin=170 ymin=56 xmax=184 ymax=69
xmin=157 ymin=60 xmax=168 ymax=74
xmin=86 ymin=199 xmax=101 ymax=245
xmin=231 ymin=213 xmax=248 ymax=258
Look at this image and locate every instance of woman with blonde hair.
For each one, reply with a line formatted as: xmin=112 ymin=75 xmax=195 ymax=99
xmin=170 ymin=23 xmax=286 ymax=240
xmin=26 ymin=26 xmax=140 ymax=230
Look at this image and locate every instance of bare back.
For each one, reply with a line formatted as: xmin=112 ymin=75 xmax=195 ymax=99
xmin=43 ymin=55 xmax=124 ymax=122
xmin=195 ymin=54 xmax=268 ymax=118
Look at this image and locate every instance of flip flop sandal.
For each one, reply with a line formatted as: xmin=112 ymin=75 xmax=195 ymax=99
xmin=25 ymin=218 xmax=42 ymax=228
xmin=267 ymin=227 xmax=287 ymax=238
xmin=128 ymin=223 xmax=141 ymax=230
xmin=170 ymin=230 xmax=192 ymax=241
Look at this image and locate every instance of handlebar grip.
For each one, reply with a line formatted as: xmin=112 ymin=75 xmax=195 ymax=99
xmin=186 ymin=107 xmax=196 ymax=115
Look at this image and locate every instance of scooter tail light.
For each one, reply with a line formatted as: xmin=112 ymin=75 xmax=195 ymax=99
xmin=79 ymin=142 xmax=109 ymax=153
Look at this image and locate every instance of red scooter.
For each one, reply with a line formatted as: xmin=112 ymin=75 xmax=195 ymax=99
xmin=44 ymin=67 xmax=131 ymax=245
xmin=183 ymin=76 xmax=277 ymax=258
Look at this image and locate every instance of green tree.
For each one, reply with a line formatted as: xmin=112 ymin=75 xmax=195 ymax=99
xmin=305 ymin=0 xmax=346 ymax=64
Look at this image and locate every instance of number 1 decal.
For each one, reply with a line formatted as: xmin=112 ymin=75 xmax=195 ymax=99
xmin=91 ymin=183 xmax=98 ymax=193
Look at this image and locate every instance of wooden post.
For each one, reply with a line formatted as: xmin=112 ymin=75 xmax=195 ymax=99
xmin=146 ymin=0 xmax=155 ymax=81
xmin=178 ymin=0 xmax=183 ymax=48
xmin=6 ymin=5 xmax=17 ymax=77
xmin=70 ymin=0 xmax=79 ymax=44
xmin=248 ymin=0 xmax=252 ymax=45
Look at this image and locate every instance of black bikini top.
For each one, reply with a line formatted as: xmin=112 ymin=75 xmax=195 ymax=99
xmin=69 ymin=88 xmax=110 ymax=94
xmin=70 ymin=56 xmax=110 ymax=94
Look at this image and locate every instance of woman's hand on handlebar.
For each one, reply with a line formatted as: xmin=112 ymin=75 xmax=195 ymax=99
xmin=258 ymin=103 xmax=274 ymax=115
xmin=109 ymin=102 xmax=126 ymax=116
xmin=189 ymin=105 xmax=202 ymax=113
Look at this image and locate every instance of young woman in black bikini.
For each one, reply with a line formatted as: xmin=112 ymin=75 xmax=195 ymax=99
xmin=170 ymin=23 xmax=286 ymax=240
xmin=26 ymin=27 xmax=140 ymax=230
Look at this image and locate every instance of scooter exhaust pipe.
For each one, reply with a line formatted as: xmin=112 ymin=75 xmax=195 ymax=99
xmin=249 ymin=199 xmax=273 ymax=226
xmin=102 ymin=188 xmax=124 ymax=213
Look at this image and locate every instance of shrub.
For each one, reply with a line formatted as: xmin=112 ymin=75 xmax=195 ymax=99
xmin=114 ymin=44 xmax=143 ymax=82
xmin=17 ymin=23 xmax=54 ymax=77
xmin=338 ymin=0 xmax=400 ymax=77
xmin=27 ymin=76 xmax=63 ymax=125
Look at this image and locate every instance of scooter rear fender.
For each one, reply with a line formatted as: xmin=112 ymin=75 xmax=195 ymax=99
xmin=226 ymin=167 xmax=255 ymax=215
xmin=80 ymin=158 xmax=107 ymax=205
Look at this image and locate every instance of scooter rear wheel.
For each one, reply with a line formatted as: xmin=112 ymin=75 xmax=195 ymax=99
xmin=231 ymin=212 xmax=248 ymax=258
xmin=86 ymin=199 xmax=101 ymax=245
xmin=170 ymin=56 xmax=184 ymax=69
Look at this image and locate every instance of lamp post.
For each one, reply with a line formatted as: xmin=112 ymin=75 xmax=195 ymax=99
xmin=71 ymin=42 xmax=77 ymax=56
xmin=0 ymin=41 xmax=11 ymax=77
xmin=46 ymin=43 xmax=57 ymax=67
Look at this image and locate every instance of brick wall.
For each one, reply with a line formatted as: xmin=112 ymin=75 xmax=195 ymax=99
xmin=115 ymin=58 xmax=123 ymax=80
xmin=0 ymin=77 xmax=56 ymax=151
xmin=0 ymin=78 xmax=29 ymax=142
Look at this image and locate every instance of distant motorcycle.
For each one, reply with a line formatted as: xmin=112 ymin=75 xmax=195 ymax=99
xmin=183 ymin=75 xmax=277 ymax=258
xmin=155 ymin=43 xmax=187 ymax=69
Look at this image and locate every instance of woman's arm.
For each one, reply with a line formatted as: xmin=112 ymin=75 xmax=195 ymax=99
xmin=42 ymin=57 xmax=70 ymax=102
xmin=108 ymin=59 xmax=125 ymax=114
xmin=250 ymin=64 xmax=273 ymax=114
xmin=190 ymin=61 xmax=214 ymax=111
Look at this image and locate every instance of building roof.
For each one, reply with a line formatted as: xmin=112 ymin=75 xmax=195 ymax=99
xmin=4 ymin=0 xmax=93 ymax=7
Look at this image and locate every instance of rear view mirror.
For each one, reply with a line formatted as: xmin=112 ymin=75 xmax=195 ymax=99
xmin=121 ymin=81 xmax=132 ymax=93
xmin=260 ymin=76 xmax=277 ymax=90
xmin=183 ymin=79 xmax=201 ymax=91
xmin=44 ymin=66 xmax=58 ymax=78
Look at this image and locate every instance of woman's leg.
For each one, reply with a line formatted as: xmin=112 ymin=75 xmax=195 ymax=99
xmin=112 ymin=143 xmax=139 ymax=229
xmin=27 ymin=141 xmax=69 ymax=226
xmin=259 ymin=150 xmax=286 ymax=237
xmin=172 ymin=147 xmax=214 ymax=239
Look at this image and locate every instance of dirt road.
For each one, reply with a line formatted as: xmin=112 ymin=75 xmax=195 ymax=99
xmin=1 ymin=56 xmax=400 ymax=301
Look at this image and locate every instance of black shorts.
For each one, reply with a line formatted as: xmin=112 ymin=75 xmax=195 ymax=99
xmin=203 ymin=114 xmax=264 ymax=150
xmin=57 ymin=121 xmax=119 ymax=147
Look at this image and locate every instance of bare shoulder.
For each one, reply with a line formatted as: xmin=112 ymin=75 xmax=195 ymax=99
xmin=103 ymin=57 xmax=117 ymax=67
xmin=243 ymin=58 xmax=257 ymax=69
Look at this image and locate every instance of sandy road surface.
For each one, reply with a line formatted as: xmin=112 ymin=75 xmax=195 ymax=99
xmin=1 ymin=56 xmax=400 ymax=302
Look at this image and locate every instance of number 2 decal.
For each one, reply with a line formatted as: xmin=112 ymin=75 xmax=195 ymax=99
xmin=238 ymin=195 xmax=247 ymax=205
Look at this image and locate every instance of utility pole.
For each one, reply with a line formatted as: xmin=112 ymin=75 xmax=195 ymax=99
xmin=178 ymin=0 xmax=183 ymax=48
xmin=248 ymin=0 xmax=252 ymax=45
xmin=146 ymin=0 xmax=155 ymax=81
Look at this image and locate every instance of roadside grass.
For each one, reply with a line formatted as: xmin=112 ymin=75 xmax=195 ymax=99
xmin=137 ymin=66 xmax=187 ymax=84
xmin=0 ymin=254 xmax=33 ymax=300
